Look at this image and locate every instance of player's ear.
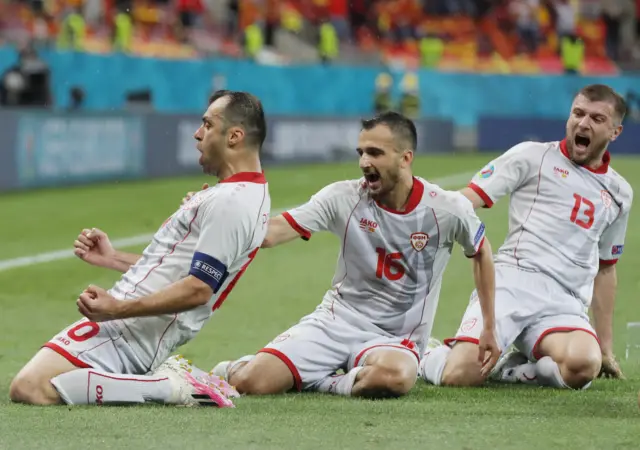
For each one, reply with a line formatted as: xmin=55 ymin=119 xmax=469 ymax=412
xmin=610 ymin=124 xmax=623 ymax=142
xmin=227 ymin=126 xmax=245 ymax=147
xmin=402 ymin=149 xmax=414 ymax=167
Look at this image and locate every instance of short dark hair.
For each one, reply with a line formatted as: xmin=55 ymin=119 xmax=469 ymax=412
xmin=361 ymin=111 xmax=417 ymax=151
xmin=577 ymin=84 xmax=627 ymax=122
xmin=209 ymin=90 xmax=267 ymax=149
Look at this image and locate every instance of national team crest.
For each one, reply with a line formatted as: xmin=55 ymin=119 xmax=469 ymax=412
xmin=601 ymin=190 xmax=612 ymax=208
xmin=410 ymin=232 xmax=429 ymax=252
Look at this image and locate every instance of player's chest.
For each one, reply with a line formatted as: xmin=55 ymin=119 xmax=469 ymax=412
xmin=534 ymin=161 xmax=620 ymax=234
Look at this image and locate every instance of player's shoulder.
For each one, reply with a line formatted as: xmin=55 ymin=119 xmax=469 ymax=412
xmin=201 ymin=182 xmax=266 ymax=216
xmin=606 ymin=166 xmax=634 ymax=205
xmin=505 ymin=140 xmax=555 ymax=159
xmin=416 ymin=177 xmax=475 ymax=217
xmin=315 ymin=179 xmax=364 ymax=199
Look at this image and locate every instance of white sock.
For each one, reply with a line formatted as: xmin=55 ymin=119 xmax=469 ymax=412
xmin=51 ymin=369 xmax=173 ymax=405
xmin=503 ymin=362 xmax=538 ymax=385
xmin=316 ymin=367 xmax=364 ymax=396
xmin=534 ymin=356 xmax=570 ymax=389
xmin=419 ymin=345 xmax=451 ymax=386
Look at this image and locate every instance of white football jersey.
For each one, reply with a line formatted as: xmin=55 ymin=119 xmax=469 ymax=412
xmin=468 ymin=139 xmax=633 ymax=306
xmin=106 ymin=172 xmax=270 ymax=371
xmin=283 ymin=176 xmax=485 ymax=350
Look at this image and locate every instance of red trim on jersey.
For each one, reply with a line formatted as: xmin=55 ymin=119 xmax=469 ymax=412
xmin=352 ymin=343 xmax=420 ymax=368
xmin=468 ymin=183 xmax=494 ymax=208
xmin=258 ymin=348 xmax=303 ymax=391
xmin=531 ymin=327 xmax=600 ymax=361
xmin=466 ymin=236 xmax=485 ymax=258
xmin=599 ymin=258 xmax=618 ymax=266
xmin=443 ymin=336 xmax=480 ymax=347
xmin=212 ymin=248 xmax=260 ymax=310
xmin=375 ymin=177 xmax=424 ymax=215
xmin=559 ymin=139 xmax=610 ymax=174
xmin=43 ymin=342 xmax=93 ymax=368
xmin=218 ymin=172 xmax=267 ymax=184
xmin=282 ymin=212 xmax=312 ymax=241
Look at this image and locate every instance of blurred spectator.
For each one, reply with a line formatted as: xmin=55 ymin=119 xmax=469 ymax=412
xmin=68 ymin=86 xmax=85 ymax=110
xmin=510 ymin=0 xmax=540 ymax=54
xmin=0 ymin=42 xmax=52 ymax=108
xmin=553 ymin=0 xmax=576 ymax=42
xmin=57 ymin=5 xmax=86 ymax=51
xmin=560 ymin=33 xmax=584 ymax=74
xmin=373 ymin=72 xmax=393 ymax=114
xmin=318 ymin=20 xmax=339 ymax=63
xmin=398 ymin=72 xmax=420 ymax=119
xmin=601 ymin=1 xmax=623 ymax=60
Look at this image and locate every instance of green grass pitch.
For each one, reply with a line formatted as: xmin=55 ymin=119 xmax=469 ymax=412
xmin=1 ymin=154 xmax=639 ymax=449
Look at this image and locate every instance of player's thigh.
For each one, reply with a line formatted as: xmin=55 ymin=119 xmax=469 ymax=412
xmin=516 ymin=314 xmax=601 ymax=371
xmin=256 ymin=309 xmax=352 ymax=392
xmin=349 ymin=338 xmax=420 ymax=394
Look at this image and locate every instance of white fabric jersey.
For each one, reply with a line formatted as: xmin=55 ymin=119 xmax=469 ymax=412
xmin=283 ymin=176 xmax=486 ymax=349
xmin=106 ymin=172 xmax=270 ymax=371
xmin=469 ymin=139 xmax=632 ymax=306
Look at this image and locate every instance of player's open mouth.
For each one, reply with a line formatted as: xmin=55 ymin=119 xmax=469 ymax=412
xmin=364 ymin=172 xmax=381 ymax=188
xmin=574 ymin=134 xmax=590 ymax=150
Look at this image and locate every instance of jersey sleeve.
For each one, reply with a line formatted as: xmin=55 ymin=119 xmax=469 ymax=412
xmin=188 ymin=195 xmax=249 ymax=293
xmin=281 ymin=181 xmax=347 ymax=240
xmin=451 ymin=193 xmax=486 ymax=257
xmin=598 ymin=208 xmax=630 ymax=266
xmin=468 ymin=142 xmax=537 ymax=208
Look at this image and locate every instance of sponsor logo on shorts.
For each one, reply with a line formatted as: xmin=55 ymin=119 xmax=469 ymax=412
xmin=612 ymin=245 xmax=624 ymax=255
xmin=553 ymin=166 xmax=569 ymax=178
xmin=461 ymin=318 xmax=477 ymax=333
xmin=601 ymin=190 xmax=612 ymax=208
xmin=359 ymin=218 xmax=378 ymax=233
xmin=410 ymin=232 xmax=429 ymax=252
xmin=478 ymin=164 xmax=494 ymax=179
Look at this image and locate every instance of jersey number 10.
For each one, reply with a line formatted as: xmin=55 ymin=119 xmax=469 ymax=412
xmin=570 ymin=193 xmax=595 ymax=230
xmin=375 ymin=248 xmax=405 ymax=281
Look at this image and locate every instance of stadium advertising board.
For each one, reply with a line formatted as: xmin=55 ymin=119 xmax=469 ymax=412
xmin=478 ymin=116 xmax=640 ymax=154
xmin=12 ymin=112 xmax=146 ymax=188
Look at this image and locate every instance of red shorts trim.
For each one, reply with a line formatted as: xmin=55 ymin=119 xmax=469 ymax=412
xmin=352 ymin=342 xmax=420 ymax=368
xmin=532 ymin=327 xmax=600 ymax=361
xmin=468 ymin=183 xmax=494 ymax=208
xmin=282 ymin=212 xmax=311 ymax=241
xmin=258 ymin=348 xmax=303 ymax=392
xmin=443 ymin=336 xmax=480 ymax=347
xmin=43 ymin=342 xmax=93 ymax=369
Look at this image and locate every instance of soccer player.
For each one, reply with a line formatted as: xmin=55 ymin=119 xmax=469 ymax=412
xmin=9 ymin=90 xmax=271 ymax=407
xmin=420 ymin=84 xmax=632 ymax=390
xmin=207 ymin=111 xmax=500 ymax=398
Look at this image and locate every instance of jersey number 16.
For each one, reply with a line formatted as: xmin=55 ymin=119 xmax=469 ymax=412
xmin=375 ymin=248 xmax=405 ymax=281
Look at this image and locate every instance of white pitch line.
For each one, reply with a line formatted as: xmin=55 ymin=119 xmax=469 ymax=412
xmin=0 ymin=170 xmax=475 ymax=273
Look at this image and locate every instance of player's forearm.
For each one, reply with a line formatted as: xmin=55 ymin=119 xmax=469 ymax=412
xmin=472 ymin=240 xmax=496 ymax=330
xmin=106 ymin=251 xmax=142 ymax=273
xmin=117 ymin=276 xmax=212 ymax=318
xmin=262 ymin=215 xmax=307 ymax=248
xmin=591 ymin=265 xmax=617 ymax=355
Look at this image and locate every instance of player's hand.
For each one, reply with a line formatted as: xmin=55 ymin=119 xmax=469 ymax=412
xmin=74 ymin=228 xmax=115 ymax=268
xmin=181 ymin=183 xmax=209 ymax=205
xmin=478 ymin=327 xmax=501 ymax=377
xmin=599 ymin=353 xmax=625 ymax=380
xmin=76 ymin=285 xmax=123 ymax=322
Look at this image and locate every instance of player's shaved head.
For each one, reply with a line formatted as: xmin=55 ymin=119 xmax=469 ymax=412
xmin=361 ymin=111 xmax=417 ymax=152
xmin=576 ymin=84 xmax=627 ymax=124
xmin=208 ymin=90 xmax=267 ymax=149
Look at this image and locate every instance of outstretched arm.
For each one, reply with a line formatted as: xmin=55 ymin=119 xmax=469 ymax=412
xmin=262 ymin=215 xmax=310 ymax=248
xmin=592 ymin=263 xmax=624 ymax=379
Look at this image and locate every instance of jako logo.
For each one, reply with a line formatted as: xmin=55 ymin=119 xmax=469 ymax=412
xmin=359 ymin=218 xmax=378 ymax=233
xmin=554 ymin=167 xmax=569 ymax=178
xmin=96 ymin=385 xmax=104 ymax=405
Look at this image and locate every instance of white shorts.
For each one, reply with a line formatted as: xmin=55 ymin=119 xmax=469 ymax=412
xmin=44 ymin=318 xmax=147 ymax=374
xmin=446 ymin=264 xmax=598 ymax=361
xmin=260 ymin=304 xmax=420 ymax=391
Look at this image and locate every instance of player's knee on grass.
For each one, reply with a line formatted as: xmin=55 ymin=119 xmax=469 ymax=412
xmin=441 ymin=342 xmax=485 ymax=387
xmin=231 ymin=352 xmax=295 ymax=395
xmin=9 ymin=348 xmax=78 ymax=405
xmin=537 ymin=330 xmax=601 ymax=389
xmin=355 ymin=350 xmax=417 ymax=398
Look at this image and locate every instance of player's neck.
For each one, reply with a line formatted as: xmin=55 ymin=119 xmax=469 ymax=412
xmin=216 ymin=155 xmax=262 ymax=181
xmin=378 ymin=176 xmax=414 ymax=212
xmin=584 ymin=148 xmax=607 ymax=171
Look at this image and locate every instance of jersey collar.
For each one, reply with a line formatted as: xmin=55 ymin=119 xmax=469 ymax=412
xmin=375 ymin=177 xmax=424 ymax=215
xmin=218 ymin=171 xmax=267 ymax=184
xmin=559 ymin=139 xmax=610 ymax=174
